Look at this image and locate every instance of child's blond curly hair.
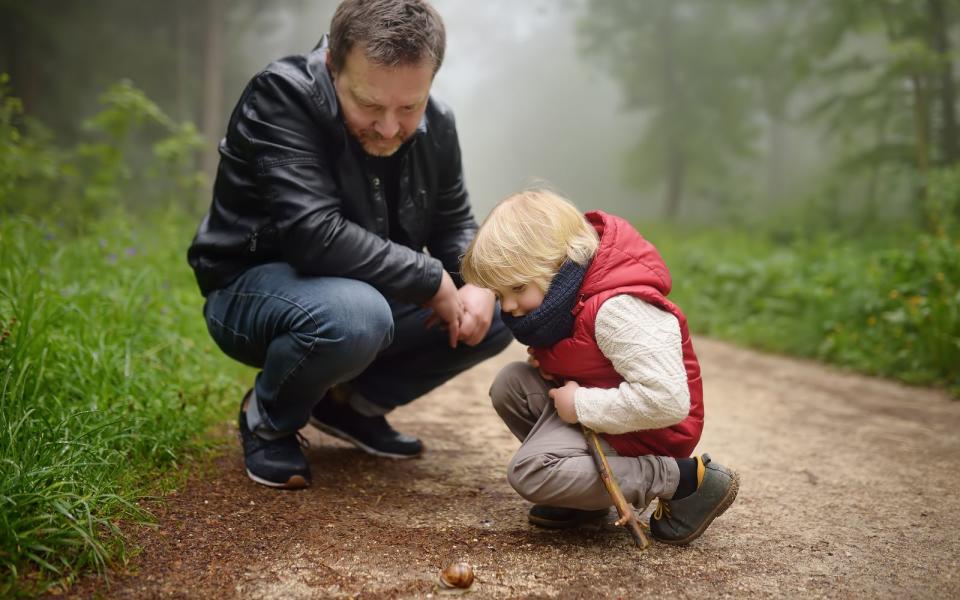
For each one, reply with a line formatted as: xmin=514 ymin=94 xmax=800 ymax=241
xmin=461 ymin=189 xmax=599 ymax=293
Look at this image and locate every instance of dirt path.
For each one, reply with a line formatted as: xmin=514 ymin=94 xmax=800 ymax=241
xmin=70 ymin=339 xmax=960 ymax=599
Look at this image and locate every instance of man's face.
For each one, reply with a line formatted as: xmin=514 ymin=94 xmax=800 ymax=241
xmin=329 ymin=47 xmax=434 ymax=157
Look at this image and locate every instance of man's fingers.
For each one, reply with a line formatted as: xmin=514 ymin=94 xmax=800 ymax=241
xmin=447 ymin=321 xmax=459 ymax=348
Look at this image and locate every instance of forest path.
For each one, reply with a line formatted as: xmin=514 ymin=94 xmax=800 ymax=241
xmin=72 ymin=339 xmax=960 ymax=599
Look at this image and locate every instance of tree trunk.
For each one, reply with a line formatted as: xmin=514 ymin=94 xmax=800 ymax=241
xmin=175 ymin=0 xmax=191 ymax=123
xmin=665 ymin=149 xmax=686 ymax=220
xmin=911 ymin=74 xmax=932 ymax=225
xmin=766 ymin=113 xmax=785 ymax=204
xmin=201 ymin=0 xmax=226 ymax=204
xmin=862 ymin=97 xmax=894 ymax=232
xmin=1 ymin=7 xmax=39 ymax=115
xmin=658 ymin=0 xmax=684 ymax=219
xmin=928 ymin=0 xmax=959 ymax=165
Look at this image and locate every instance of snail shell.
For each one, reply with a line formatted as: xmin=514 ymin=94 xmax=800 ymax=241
xmin=440 ymin=562 xmax=474 ymax=589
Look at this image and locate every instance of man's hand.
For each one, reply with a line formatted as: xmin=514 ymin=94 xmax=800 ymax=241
xmin=549 ymin=380 xmax=580 ymax=424
xmin=423 ymin=270 xmax=464 ymax=348
xmin=456 ymin=284 xmax=496 ymax=346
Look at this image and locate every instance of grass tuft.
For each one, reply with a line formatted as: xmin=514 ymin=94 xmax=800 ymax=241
xmin=0 ymin=211 xmax=249 ymax=595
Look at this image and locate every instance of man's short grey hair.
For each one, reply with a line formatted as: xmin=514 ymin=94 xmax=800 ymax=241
xmin=328 ymin=0 xmax=446 ymax=75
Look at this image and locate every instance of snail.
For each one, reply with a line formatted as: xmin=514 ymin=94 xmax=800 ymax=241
xmin=439 ymin=562 xmax=474 ymax=589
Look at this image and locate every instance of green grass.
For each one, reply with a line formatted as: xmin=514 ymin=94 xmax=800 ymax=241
xmin=645 ymin=223 xmax=960 ymax=394
xmin=0 ymin=211 xmax=249 ymax=596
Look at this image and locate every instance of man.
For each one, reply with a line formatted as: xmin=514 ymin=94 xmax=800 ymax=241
xmin=187 ymin=0 xmax=512 ymax=489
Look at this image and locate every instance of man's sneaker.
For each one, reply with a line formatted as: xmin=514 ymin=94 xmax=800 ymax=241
xmin=309 ymin=393 xmax=423 ymax=459
xmin=238 ymin=392 xmax=310 ymax=489
xmin=650 ymin=453 xmax=739 ymax=545
xmin=528 ymin=505 xmax=610 ymax=529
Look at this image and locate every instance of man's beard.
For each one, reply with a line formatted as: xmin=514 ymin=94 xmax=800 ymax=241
xmin=352 ymin=126 xmax=409 ymax=157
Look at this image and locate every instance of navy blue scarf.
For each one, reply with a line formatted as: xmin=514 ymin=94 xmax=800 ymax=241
xmin=501 ymin=259 xmax=589 ymax=348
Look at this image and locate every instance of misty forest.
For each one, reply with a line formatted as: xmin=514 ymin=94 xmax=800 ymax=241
xmin=1 ymin=0 xmax=958 ymax=596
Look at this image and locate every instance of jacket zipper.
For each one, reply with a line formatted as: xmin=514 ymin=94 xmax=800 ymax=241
xmin=249 ymin=231 xmax=258 ymax=253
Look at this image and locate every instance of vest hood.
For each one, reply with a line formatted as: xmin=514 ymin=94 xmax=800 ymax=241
xmin=580 ymin=211 xmax=671 ymax=299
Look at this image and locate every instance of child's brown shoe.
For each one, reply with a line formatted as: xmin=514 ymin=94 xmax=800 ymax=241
xmin=650 ymin=454 xmax=739 ymax=545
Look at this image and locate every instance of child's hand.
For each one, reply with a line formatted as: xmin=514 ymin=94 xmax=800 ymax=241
xmin=527 ymin=347 xmax=557 ymax=381
xmin=548 ymin=381 xmax=580 ymax=424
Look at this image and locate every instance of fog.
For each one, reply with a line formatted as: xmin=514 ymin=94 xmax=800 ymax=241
xmin=2 ymin=0 xmax=935 ymax=228
xmin=432 ymin=1 xmax=647 ymax=219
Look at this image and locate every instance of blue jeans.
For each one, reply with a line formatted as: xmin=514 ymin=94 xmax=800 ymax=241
xmin=203 ymin=262 xmax=513 ymax=436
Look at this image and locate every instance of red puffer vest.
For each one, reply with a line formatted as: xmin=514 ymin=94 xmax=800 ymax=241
xmin=534 ymin=211 xmax=703 ymax=458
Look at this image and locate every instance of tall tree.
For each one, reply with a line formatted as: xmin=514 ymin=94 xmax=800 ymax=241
xmin=201 ymin=0 xmax=226 ymax=188
xmin=579 ymin=0 xmax=757 ymax=219
xmin=801 ymin=0 xmax=960 ymax=222
xmin=928 ymin=0 xmax=959 ymax=165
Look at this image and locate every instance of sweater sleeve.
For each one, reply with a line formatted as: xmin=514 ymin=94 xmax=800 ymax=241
xmin=573 ymin=294 xmax=691 ymax=434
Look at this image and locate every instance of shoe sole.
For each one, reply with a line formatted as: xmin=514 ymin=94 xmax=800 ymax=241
xmin=657 ymin=470 xmax=740 ymax=546
xmin=308 ymin=417 xmax=423 ymax=460
xmin=245 ymin=469 xmax=310 ymax=490
xmin=528 ymin=510 xmax=609 ymax=529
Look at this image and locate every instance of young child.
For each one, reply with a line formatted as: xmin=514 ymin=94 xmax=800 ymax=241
xmin=460 ymin=189 xmax=739 ymax=545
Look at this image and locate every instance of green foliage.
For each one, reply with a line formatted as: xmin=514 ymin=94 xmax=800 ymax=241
xmin=0 ymin=212 xmax=247 ymax=595
xmin=0 ymin=81 xmax=236 ymax=594
xmin=0 ymin=75 xmax=205 ymax=228
xmin=579 ymin=0 xmax=960 ymax=226
xmin=0 ymin=74 xmax=63 ymax=216
xmin=649 ymin=190 xmax=960 ymax=394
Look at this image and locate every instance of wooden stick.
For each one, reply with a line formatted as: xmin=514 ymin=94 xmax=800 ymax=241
xmin=581 ymin=425 xmax=650 ymax=549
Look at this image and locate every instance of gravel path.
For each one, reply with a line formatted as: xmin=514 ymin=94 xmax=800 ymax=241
xmin=70 ymin=339 xmax=960 ymax=599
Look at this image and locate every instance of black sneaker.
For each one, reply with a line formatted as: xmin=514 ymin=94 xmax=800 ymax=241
xmin=309 ymin=394 xmax=423 ymax=459
xmin=238 ymin=391 xmax=310 ymax=489
xmin=528 ymin=505 xmax=610 ymax=529
xmin=650 ymin=454 xmax=739 ymax=545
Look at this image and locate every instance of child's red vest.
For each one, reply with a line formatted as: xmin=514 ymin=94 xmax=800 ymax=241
xmin=533 ymin=211 xmax=703 ymax=458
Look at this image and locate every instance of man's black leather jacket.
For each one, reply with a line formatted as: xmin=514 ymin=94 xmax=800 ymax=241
xmin=187 ymin=39 xmax=477 ymax=303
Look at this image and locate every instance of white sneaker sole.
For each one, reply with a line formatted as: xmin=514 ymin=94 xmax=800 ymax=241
xmin=245 ymin=469 xmax=309 ymax=489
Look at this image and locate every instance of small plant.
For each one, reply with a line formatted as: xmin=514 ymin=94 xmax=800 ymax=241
xmin=0 ymin=75 xmax=205 ymax=230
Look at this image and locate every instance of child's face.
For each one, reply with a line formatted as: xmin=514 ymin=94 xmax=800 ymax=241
xmin=494 ymin=283 xmax=545 ymax=317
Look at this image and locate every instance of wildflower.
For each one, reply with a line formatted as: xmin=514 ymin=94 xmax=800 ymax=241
xmin=867 ymin=315 xmax=877 ymax=327
xmin=125 ymin=247 xmax=138 ymax=257
xmin=889 ymin=290 xmax=899 ymax=300
xmin=106 ymin=253 xmax=118 ymax=264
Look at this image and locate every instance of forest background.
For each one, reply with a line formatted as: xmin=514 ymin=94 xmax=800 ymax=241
xmin=1 ymin=0 xmax=958 ymax=595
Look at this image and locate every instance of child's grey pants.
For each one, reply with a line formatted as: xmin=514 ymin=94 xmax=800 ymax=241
xmin=489 ymin=362 xmax=680 ymax=510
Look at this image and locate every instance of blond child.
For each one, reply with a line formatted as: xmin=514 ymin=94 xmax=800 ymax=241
xmin=461 ymin=190 xmax=739 ymax=544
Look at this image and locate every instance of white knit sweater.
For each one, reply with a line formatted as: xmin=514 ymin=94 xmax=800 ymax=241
xmin=573 ymin=294 xmax=691 ymax=434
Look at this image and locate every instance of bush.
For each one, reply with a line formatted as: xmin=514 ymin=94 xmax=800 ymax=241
xmin=0 ymin=75 xmax=205 ymax=230
xmin=650 ymin=199 xmax=960 ymax=394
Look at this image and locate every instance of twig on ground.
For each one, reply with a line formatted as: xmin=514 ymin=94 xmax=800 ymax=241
xmin=581 ymin=425 xmax=650 ymax=550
